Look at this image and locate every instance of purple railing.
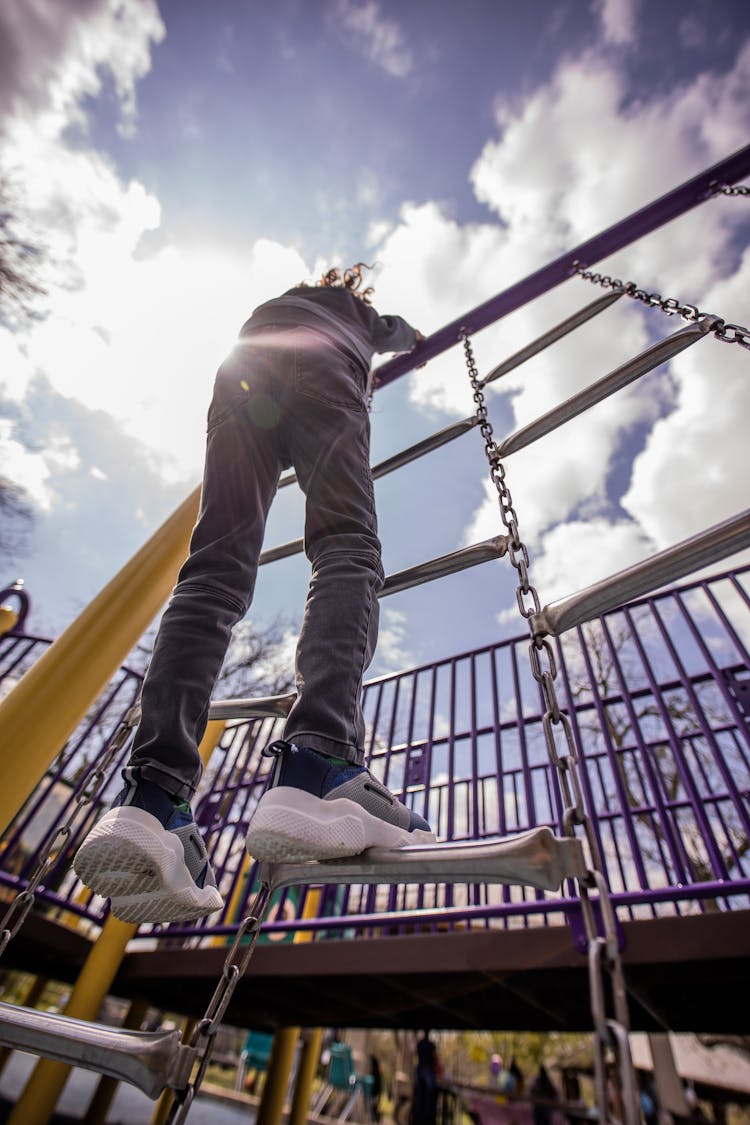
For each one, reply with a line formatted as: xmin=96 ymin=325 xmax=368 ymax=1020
xmin=1 ymin=565 xmax=748 ymax=946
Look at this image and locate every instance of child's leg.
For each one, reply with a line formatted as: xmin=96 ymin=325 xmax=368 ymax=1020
xmin=75 ymin=339 xmax=288 ymax=920
xmin=246 ymin=344 xmax=435 ymax=861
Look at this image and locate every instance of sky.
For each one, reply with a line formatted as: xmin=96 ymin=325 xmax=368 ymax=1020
xmin=0 ymin=0 xmax=749 ymax=683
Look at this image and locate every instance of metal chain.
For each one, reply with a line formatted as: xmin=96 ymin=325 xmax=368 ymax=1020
xmin=166 ymin=880 xmax=273 ymax=1124
xmin=462 ymin=331 xmax=639 ymax=1125
xmin=710 ymin=181 xmax=750 ymax=197
xmin=572 ymin=261 xmax=750 ymax=350
xmin=0 ymin=699 xmax=142 ymax=959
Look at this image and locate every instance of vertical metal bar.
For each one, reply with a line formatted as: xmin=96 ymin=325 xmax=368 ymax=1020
xmin=670 ymin=592 xmax=750 ymax=836
xmin=692 ymin=582 xmax=750 ymax=738
xmin=637 ymin=601 xmax=730 ymax=879
xmin=574 ymin=625 xmax=651 ymax=890
xmin=424 ymin=664 xmax=438 ymax=827
xmin=704 ymin=576 xmax=750 ymax=666
xmin=511 ymin=644 xmax=538 ymax=831
xmin=600 ymin=615 xmax=688 ymax=887
xmin=554 ymin=636 xmax=607 ymax=874
xmin=489 ymin=648 xmax=506 ymax=838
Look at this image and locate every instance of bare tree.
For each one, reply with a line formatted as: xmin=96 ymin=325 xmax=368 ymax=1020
xmin=0 ymin=475 xmax=33 ymax=561
xmin=130 ymin=614 xmax=296 ymax=701
xmin=561 ymin=618 xmax=748 ymax=891
xmin=0 ymin=175 xmax=46 ymax=328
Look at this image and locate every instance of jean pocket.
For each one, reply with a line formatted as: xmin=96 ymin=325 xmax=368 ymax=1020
xmin=206 ymin=391 xmax=246 ymax=433
xmin=295 ymin=343 xmax=367 ymax=412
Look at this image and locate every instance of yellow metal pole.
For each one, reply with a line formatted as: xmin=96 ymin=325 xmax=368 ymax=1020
xmin=288 ymin=1028 xmax=324 ymax=1125
xmin=7 ymin=720 xmax=225 ymax=1125
xmin=0 ymin=487 xmax=200 ymax=834
xmin=256 ymin=1027 xmax=300 ymax=1125
xmin=256 ymin=887 xmax=322 ymax=1125
xmin=0 ymin=605 xmax=19 ymax=636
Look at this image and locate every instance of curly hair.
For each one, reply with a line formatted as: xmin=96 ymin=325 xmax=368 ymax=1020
xmin=302 ymin=261 xmax=375 ymax=304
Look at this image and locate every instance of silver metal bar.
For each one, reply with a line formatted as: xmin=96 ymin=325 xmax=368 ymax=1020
xmin=262 ymin=827 xmax=586 ymax=895
xmin=210 ymin=538 xmax=508 ymax=721
xmin=259 ymin=538 xmax=303 ymax=566
xmin=370 ymin=416 xmax=479 ymax=478
xmin=531 ymin=508 xmax=750 ymax=638
xmin=209 ymin=691 xmax=296 ymax=721
xmin=261 ymin=533 xmax=507 ymax=590
xmin=381 ymin=535 xmax=507 ymax=598
xmin=0 ymin=1003 xmax=196 ymax=1099
xmin=497 ymin=316 xmax=718 ymax=458
xmin=276 ymin=416 xmax=479 ymax=491
xmin=481 ymin=289 xmax=625 ymax=386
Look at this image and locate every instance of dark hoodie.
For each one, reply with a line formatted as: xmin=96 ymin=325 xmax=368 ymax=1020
xmin=242 ymin=285 xmax=418 ymax=372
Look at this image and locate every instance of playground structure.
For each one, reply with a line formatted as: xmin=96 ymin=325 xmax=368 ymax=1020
xmin=0 ymin=145 xmax=748 ymax=1124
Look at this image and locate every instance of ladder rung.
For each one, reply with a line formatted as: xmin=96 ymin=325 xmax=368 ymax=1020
xmin=497 ymin=315 xmax=717 ymax=458
xmin=209 ymin=691 xmax=295 ymax=721
xmin=0 ymin=1003 xmax=196 ymax=1099
xmin=261 ymin=826 xmax=586 ymax=894
xmin=530 ymin=507 xmax=750 ymax=637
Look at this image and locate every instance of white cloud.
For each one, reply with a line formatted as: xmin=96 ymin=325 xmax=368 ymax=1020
xmin=621 ymin=249 xmax=750 ymax=549
xmin=371 ymin=37 xmax=750 ymax=617
xmin=376 ymin=606 xmax=415 ymax=669
xmin=0 ymin=0 xmax=314 ymax=627
xmin=0 ymin=0 xmax=165 ymax=140
xmin=331 ymin=0 xmax=413 ymax=78
xmin=594 ymin=0 xmax=640 ymax=47
xmin=528 ymin=517 xmax=656 ymax=606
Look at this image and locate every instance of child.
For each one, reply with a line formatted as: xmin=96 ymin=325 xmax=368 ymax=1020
xmin=74 ymin=264 xmax=435 ymax=924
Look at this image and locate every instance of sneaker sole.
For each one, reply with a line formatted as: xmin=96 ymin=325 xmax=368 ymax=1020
xmin=73 ymin=807 xmax=224 ymax=924
xmin=246 ymin=787 xmax=436 ymax=863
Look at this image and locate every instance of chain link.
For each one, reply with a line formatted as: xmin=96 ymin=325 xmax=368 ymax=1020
xmin=462 ymin=330 xmax=639 ymax=1124
xmin=710 ymin=180 xmax=750 ymax=197
xmin=166 ymin=881 xmax=273 ymax=1124
xmin=0 ymin=699 xmax=141 ymax=959
xmin=572 ymin=262 xmax=750 ymax=350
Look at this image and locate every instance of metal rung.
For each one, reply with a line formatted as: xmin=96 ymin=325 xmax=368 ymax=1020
xmin=381 ymin=535 xmax=507 ymax=597
xmin=260 ymin=533 xmax=508 ymax=594
xmin=0 ymin=1002 xmax=196 ymax=1099
xmin=530 ymin=508 xmax=750 ymax=637
xmin=481 ymin=289 xmax=625 ymax=386
xmin=262 ymin=826 xmax=586 ymax=894
xmin=278 ymin=415 xmax=479 ymax=490
xmin=497 ymin=315 xmax=717 ymax=458
xmin=209 ymin=691 xmax=295 ymax=721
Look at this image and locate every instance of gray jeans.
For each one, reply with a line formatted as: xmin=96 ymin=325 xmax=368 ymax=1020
xmin=129 ymin=324 xmax=384 ymax=799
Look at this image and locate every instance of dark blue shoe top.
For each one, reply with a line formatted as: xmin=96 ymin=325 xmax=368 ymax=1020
xmin=263 ymin=741 xmax=434 ymax=837
xmin=114 ymin=768 xmax=215 ymax=889
xmin=115 ymin=768 xmax=195 ymax=832
xmin=263 ymin=741 xmax=364 ymax=798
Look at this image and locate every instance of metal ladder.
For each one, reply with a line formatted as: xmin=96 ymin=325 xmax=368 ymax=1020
xmin=0 ymin=829 xmax=584 ymax=1112
xmin=2 ymin=148 xmax=749 ymax=1123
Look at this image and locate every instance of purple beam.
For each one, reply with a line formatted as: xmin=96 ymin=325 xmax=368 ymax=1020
xmin=376 ymin=144 xmax=750 ymax=388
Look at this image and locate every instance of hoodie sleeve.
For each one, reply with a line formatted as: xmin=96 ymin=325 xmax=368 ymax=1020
xmin=370 ymin=312 xmax=419 ymax=355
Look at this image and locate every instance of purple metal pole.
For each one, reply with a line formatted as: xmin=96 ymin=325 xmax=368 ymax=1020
xmin=376 ymin=144 xmax=750 ymax=387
